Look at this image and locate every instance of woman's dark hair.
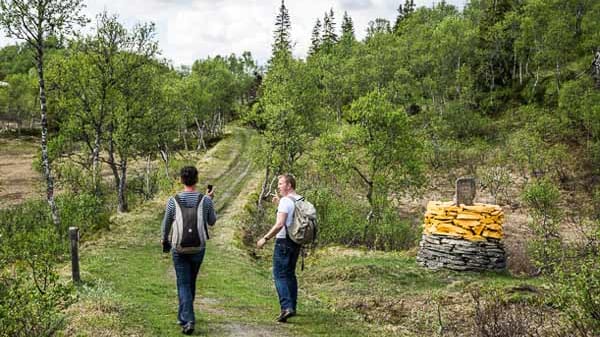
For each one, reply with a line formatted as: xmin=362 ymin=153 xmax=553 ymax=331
xmin=180 ymin=166 xmax=198 ymax=186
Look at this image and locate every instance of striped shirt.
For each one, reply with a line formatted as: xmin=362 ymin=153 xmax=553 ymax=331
xmin=161 ymin=191 xmax=217 ymax=243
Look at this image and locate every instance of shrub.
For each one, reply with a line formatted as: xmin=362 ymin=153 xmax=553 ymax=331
xmin=552 ymin=257 xmax=600 ymax=337
xmin=521 ymin=178 xmax=563 ymax=273
xmin=0 ymin=205 xmax=75 ymax=337
xmin=477 ymin=165 xmax=511 ymax=205
xmin=54 ymin=163 xmax=94 ymax=195
xmin=375 ymin=206 xmax=420 ymax=250
xmin=239 ymin=192 xmax=275 ymax=249
xmin=470 ymin=288 xmax=554 ymax=337
xmin=56 ymin=192 xmax=111 ymax=234
xmin=304 ymin=187 xmax=419 ymax=250
xmin=307 ymin=187 xmax=366 ymax=247
xmin=0 ymin=269 xmax=75 ymax=337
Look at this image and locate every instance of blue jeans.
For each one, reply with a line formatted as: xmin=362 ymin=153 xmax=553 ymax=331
xmin=172 ymin=249 xmax=205 ymax=324
xmin=273 ymin=238 xmax=301 ymax=312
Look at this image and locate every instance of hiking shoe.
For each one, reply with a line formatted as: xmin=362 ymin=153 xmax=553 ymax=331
xmin=276 ymin=309 xmax=295 ymax=323
xmin=182 ymin=322 xmax=194 ymax=335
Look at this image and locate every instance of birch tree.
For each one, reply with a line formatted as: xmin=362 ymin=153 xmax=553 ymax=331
xmin=0 ymin=0 xmax=87 ymax=228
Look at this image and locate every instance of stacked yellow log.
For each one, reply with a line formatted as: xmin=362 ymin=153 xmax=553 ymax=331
xmin=422 ymin=201 xmax=504 ymax=241
xmin=417 ymin=201 xmax=506 ymax=271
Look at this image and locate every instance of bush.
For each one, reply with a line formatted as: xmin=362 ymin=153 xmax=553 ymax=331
xmin=0 ymin=202 xmax=75 ymax=337
xmin=307 ymin=187 xmax=366 ymax=247
xmin=552 ymin=257 xmax=600 ymax=337
xmin=54 ymin=163 xmax=94 ymax=195
xmin=0 ymin=269 xmax=75 ymax=337
xmin=477 ymin=164 xmax=511 ymax=205
xmin=239 ymin=192 xmax=275 ymax=249
xmin=469 ymin=288 xmax=560 ymax=337
xmin=521 ymin=178 xmax=563 ymax=273
xmin=56 ymin=192 xmax=111 ymax=235
xmin=304 ymin=188 xmax=419 ymax=250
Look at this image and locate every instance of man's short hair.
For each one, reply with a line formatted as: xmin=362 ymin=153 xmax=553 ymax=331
xmin=278 ymin=174 xmax=296 ymax=189
xmin=180 ymin=166 xmax=198 ymax=186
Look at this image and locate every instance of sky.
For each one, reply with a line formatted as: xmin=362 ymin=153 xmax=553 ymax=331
xmin=0 ymin=0 xmax=467 ymax=67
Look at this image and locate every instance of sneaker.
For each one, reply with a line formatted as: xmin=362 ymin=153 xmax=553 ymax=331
xmin=182 ymin=322 xmax=194 ymax=335
xmin=276 ymin=309 xmax=295 ymax=323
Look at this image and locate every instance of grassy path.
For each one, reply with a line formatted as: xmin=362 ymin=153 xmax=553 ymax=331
xmin=65 ymin=127 xmax=368 ymax=337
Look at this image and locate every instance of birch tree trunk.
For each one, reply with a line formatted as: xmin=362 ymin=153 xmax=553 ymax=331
xmin=117 ymin=157 xmax=128 ymax=213
xmin=35 ymin=53 xmax=61 ymax=228
xmin=593 ymin=50 xmax=600 ymax=88
xmin=159 ymin=144 xmax=170 ymax=178
xmin=194 ymin=117 xmax=207 ymax=151
xmin=92 ymin=126 xmax=102 ymax=194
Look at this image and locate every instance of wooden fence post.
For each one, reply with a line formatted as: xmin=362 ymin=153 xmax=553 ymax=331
xmin=69 ymin=227 xmax=81 ymax=283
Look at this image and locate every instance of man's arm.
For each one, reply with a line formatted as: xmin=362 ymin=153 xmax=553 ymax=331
xmin=204 ymin=197 xmax=217 ymax=226
xmin=161 ymin=198 xmax=175 ymax=243
xmin=256 ymin=212 xmax=287 ymax=249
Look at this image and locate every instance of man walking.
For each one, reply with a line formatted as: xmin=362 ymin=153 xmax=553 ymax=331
xmin=162 ymin=166 xmax=217 ymax=335
xmin=256 ymin=174 xmax=301 ymax=323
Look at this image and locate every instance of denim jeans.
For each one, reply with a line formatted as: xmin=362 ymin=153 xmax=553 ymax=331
xmin=172 ymin=249 xmax=206 ymax=324
xmin=273 ymin=238 xmax=301 ymax=311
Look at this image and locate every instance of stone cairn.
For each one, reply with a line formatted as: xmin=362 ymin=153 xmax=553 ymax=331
xmin=417 ymin=178 xmax=507 ymax=271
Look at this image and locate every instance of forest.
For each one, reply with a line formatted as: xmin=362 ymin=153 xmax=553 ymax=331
xmin=0 ymin=0 xmax=599 ymax=336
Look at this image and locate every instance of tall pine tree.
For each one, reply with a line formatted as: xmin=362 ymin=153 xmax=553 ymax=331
xmin=322 ymin=8 xmax=338 ymax=51
xmin=309 ymin=18 xmax=322 ymax=56
xmin=272 ymin=0 xmax=292 ymax=58
xmin=393 ymin=0 xmax=415 ymax=33
xmin=341 ymin=11 xmax=355 ymax=42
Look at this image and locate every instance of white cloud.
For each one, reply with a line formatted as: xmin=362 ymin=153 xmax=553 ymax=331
xmin=0 ymin=0 xmax=466 ymax=66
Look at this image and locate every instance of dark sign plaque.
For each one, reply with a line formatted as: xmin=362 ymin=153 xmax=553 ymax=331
xmin=456 ymin=177 xmax=476 ymax=206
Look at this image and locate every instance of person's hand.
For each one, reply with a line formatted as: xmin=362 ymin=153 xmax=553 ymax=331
xmin=256 ymin=237 xmax=267 ymax=249
xmin=271 ymin=194 xmax=280 ymax=205
xmin=161 ymin=239 xmax=171 ymax=253
xmin=206 ymin=186 xmax=215 ymax=199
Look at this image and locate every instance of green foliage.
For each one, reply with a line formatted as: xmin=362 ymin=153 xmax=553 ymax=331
xmin=0 ymin=43 xmax=33 ymax=78
xmin=272 ymin=0 xmax=292 ymax=58
xmin=0 ymin=199 xmax=75 ymax=337
xmin=0 ymin=269 xmax=75 ymax=337
xmin=477 ymin=164 xmax=511 ymax=204
xmin=552 ymin=256 xmax=600 ymax=336
xmin=305 ymin=187 xmax=366 ymax=246
xmin=0 ymin=72 xmax=37 ymax=129
xmin=521 ymin=178 xmax=562 ymax=272
xmin=56 ymin=192 xmax=111 ymax=233
xmin=507 ymin=128 xmax=574 ymax=181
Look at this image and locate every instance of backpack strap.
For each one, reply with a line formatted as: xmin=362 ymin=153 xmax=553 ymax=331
xmin=172 ymin=195 xmax=183 ymax=246
xmin=173 ymin=195 xmax=183 ymax=207
xmin=283 ymin=195 xmax=302 ymax=239
xmin=197 ymin=195 xmax=209 ymax=240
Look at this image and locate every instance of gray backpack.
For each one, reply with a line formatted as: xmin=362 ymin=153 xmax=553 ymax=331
xmin=171 ymin=195 xmax=209 ymax=254
xmin=287 ymin=196 xmax=317 ymax=245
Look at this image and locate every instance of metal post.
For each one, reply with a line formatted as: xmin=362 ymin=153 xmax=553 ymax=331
xmin=69 ymin=227 xmax=81 ymax=283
